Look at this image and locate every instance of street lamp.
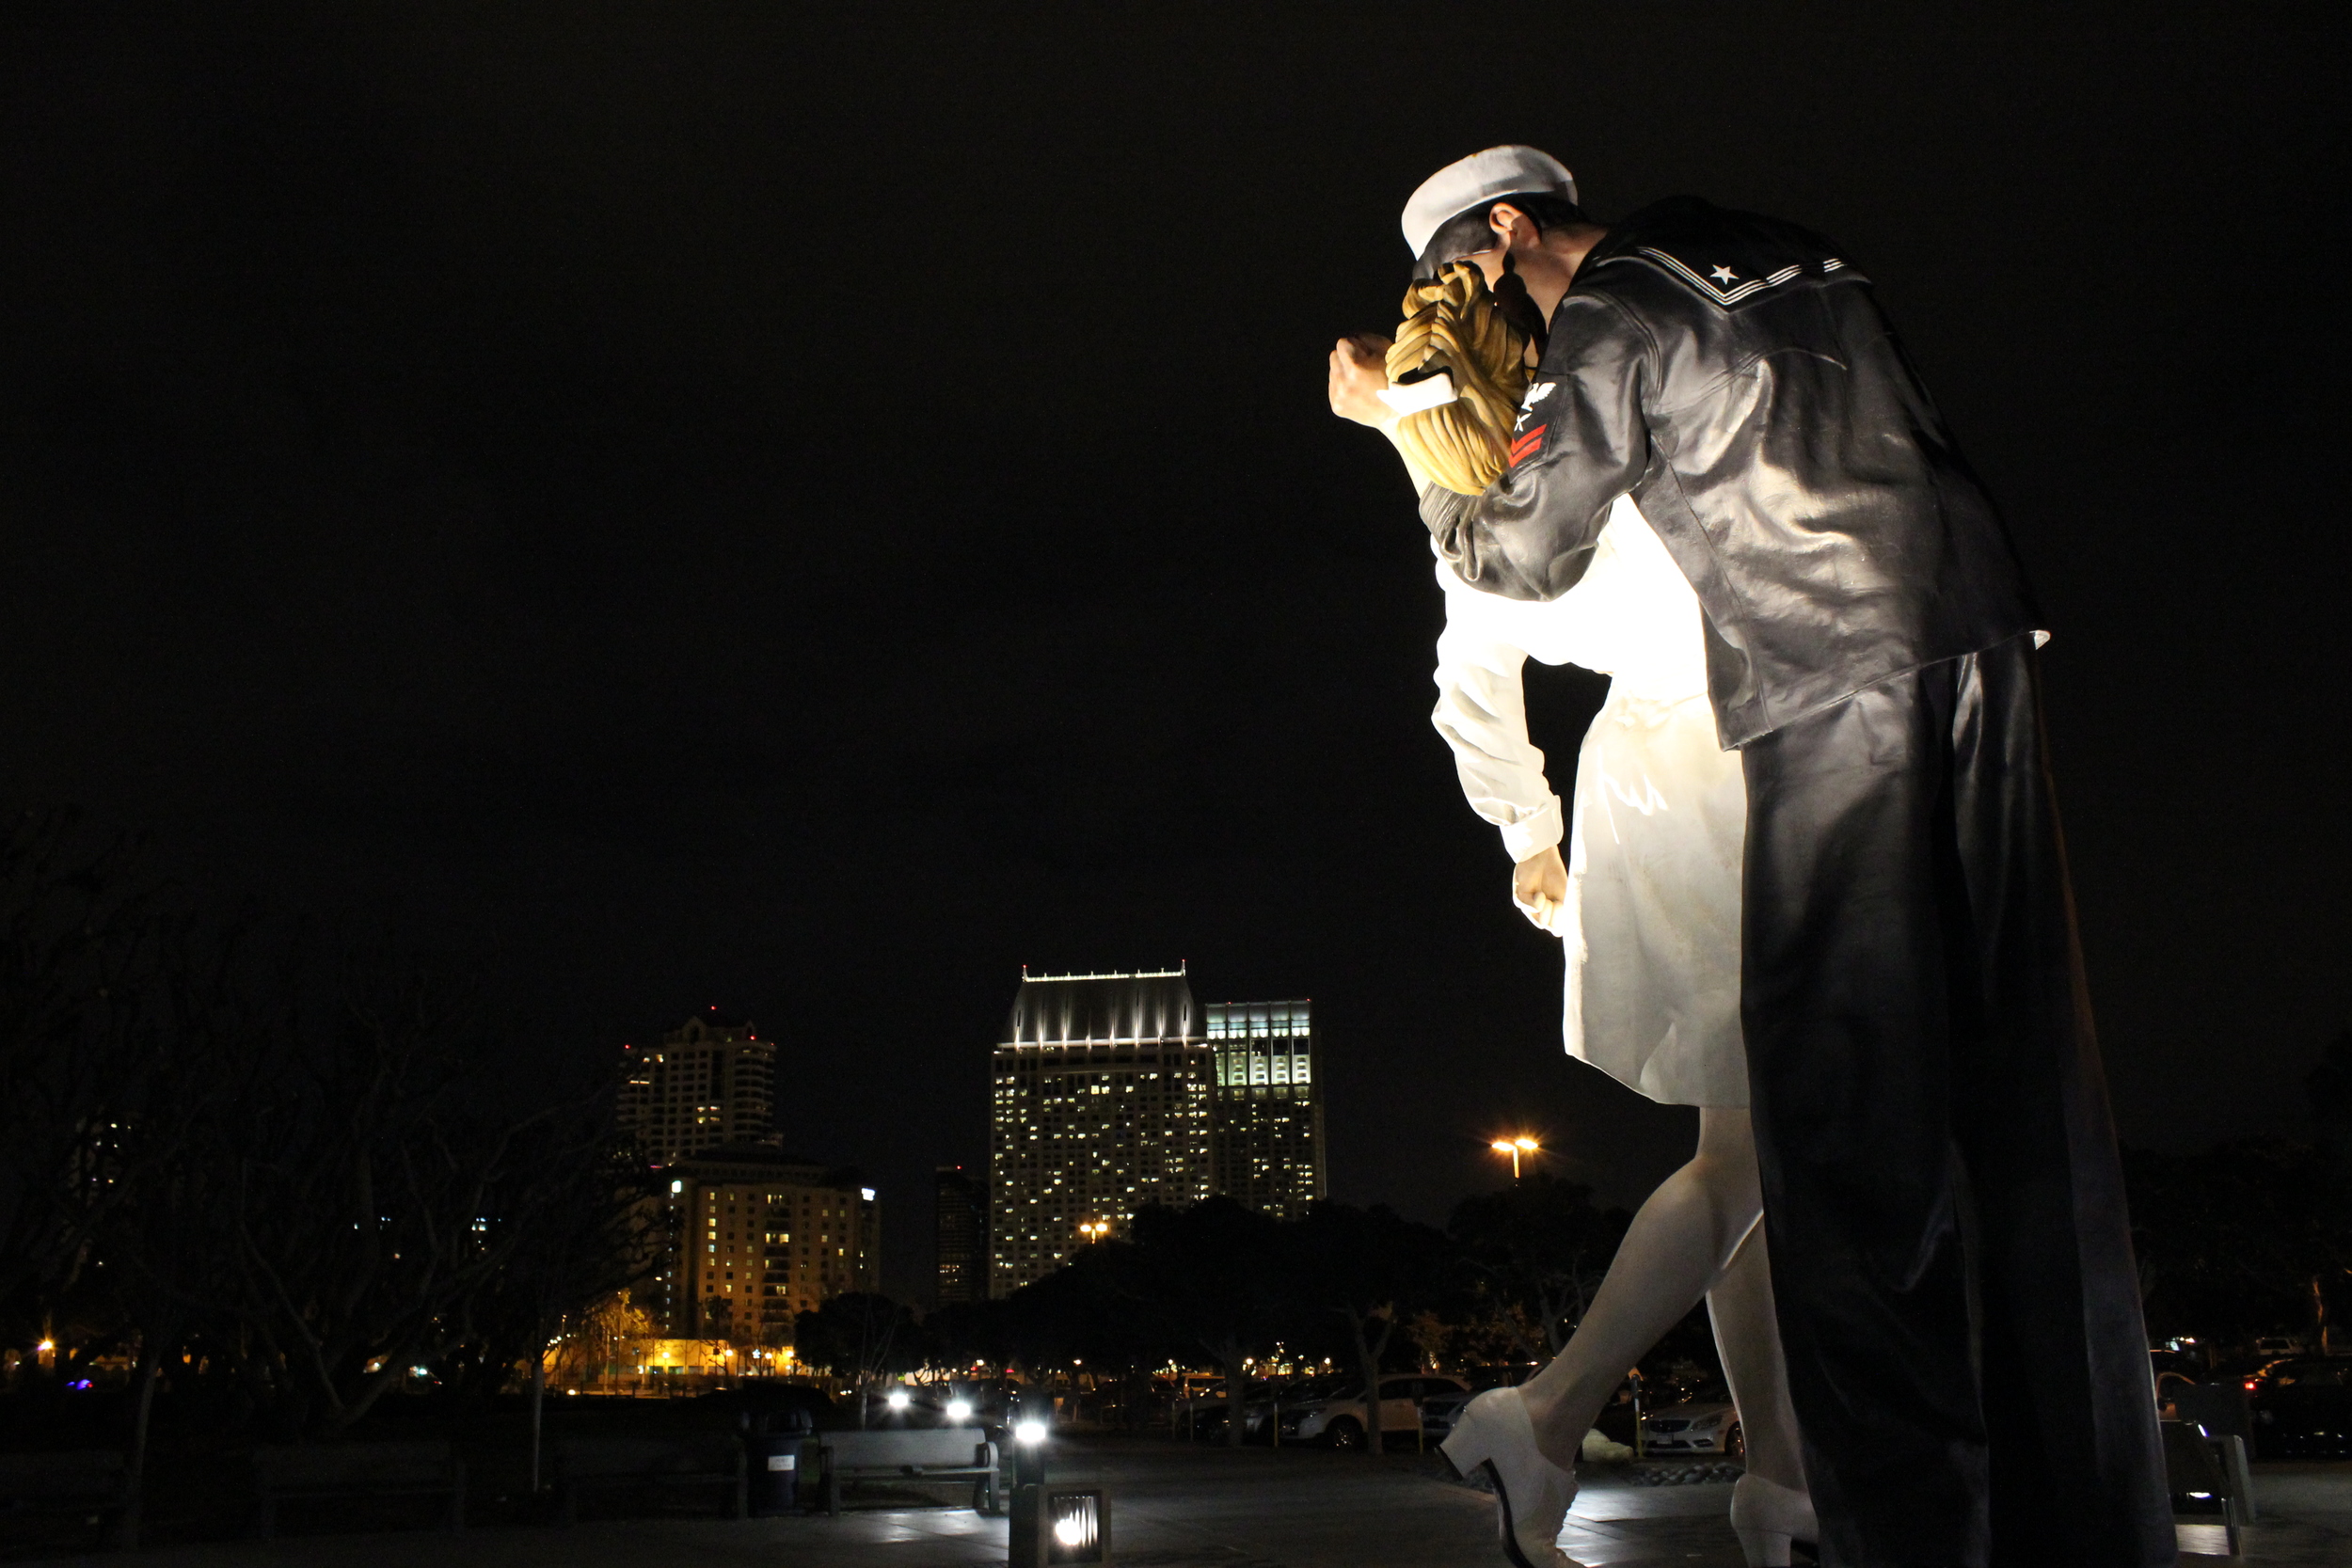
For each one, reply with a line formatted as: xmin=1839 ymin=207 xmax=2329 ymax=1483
xmin=1489 ymin=1135 xmax=1540 ymax=1179
xmin=1077 ymin=1219 xmax=1109 ymax=1243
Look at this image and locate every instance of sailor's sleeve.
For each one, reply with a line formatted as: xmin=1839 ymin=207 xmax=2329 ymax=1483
xmin=1422 ymin=292 xmax=1653 ymax=602
xmin=1431 ymin=585 xmax=1562 ymax=863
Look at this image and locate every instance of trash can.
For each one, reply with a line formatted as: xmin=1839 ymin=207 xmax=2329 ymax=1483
xmin=745 ymin=1411 xmax=813 ymax=1515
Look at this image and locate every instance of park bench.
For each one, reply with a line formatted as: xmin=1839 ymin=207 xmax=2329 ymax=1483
xmin=2160 ymin=1418 xmax=2251 ymax=1558
xmin=816 ymin=1427 xmax=1000 ymax=1517
xmin=249 ymin=1440 xmax=465 ymax=1538
xmin=551 ymin=1434 xmax=745 ymax=1524
xmin=0 ymin=1449 xmax=134 ymax=1547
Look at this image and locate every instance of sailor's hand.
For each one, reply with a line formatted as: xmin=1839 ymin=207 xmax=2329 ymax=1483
xmin=1327 ymin=334 xmax=1396 ymax=428
xmin=1512 ymin=845 xmax=1568 ymax=933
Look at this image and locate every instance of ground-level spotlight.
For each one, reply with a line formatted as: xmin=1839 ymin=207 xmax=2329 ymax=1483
xmin=1013 ymin=1413 xmax=1049 ymax=1487
xmin=1011 ymin=1483 xmax=1110 ymax=1566
xmin=946 ymin=1398 xmax=974 ymax=1423
xmin=885 ymin=1386 xmax=911 ymax=1413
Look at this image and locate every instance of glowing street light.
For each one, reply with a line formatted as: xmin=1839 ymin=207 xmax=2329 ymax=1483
xmin=1489 ymin=1135 xmax=1540 ymax=1179
xmin=1077 ymin=1219 xmax=1110 ymax=1243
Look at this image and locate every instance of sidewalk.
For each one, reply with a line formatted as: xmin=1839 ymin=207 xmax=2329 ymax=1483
xmin=16 ymin=1439 xmax=2350 ymax=1566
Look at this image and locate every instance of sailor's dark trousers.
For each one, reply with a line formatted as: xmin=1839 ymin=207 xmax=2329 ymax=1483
xmin=1740 ymin=634 xmax=2174 ymax=1568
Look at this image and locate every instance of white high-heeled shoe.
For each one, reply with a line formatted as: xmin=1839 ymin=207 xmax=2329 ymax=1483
xmin=1729 ymin=1471 xmax=1818 ymax=1567
xmin=1439 ymin=1386 xmax=1585 ymax=1568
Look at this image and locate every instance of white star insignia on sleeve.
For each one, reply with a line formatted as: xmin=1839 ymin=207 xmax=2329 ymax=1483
xmin=1514 ymin=380 xmax=1557 ymax=431
xmin=1709 ymin=263 xmax=1739 ymax=285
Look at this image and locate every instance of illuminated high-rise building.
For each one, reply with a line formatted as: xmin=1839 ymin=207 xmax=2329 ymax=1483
xmin=988 ymin=967 xmax=1213 ymax=1297
xmin=643 ymin=1145 xmax=880 ymax=1339
xmin=616 ymin=1011 xmax=778 ymax=1164
xmin=934 ymin=1164 xmax=987 ymax=1307
xmin=1204 ymin=998 xmax=1326 ymax=1219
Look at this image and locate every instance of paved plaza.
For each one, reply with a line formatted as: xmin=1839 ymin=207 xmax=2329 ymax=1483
xmin=16 ymin=1440 xmax=2351 ymax=1567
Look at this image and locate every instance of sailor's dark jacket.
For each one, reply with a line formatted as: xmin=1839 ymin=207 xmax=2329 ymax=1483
xmin=1421 ymin=197 xmax=2040 ymax=748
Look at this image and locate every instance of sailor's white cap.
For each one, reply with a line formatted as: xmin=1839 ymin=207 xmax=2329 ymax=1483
xmin=1401 ymin=145 xmax=1578 ymax=261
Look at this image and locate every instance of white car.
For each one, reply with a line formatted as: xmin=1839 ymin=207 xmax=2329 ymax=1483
xmin=1639 ymin=1397 xmax=1742 ymax=1456
xmin=1279 ymin=1375 xmax=1468 ymax=1449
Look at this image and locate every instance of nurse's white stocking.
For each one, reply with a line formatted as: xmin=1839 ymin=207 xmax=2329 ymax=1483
xmin=1707 ymin=1215 xmax=1805 ymax=1491
xmin=1514 ymin=1108 xmax=1777 ymax=1474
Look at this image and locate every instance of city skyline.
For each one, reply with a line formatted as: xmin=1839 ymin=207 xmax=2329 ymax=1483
xmin=611 ymin=975 xmax=1333 ymax=1313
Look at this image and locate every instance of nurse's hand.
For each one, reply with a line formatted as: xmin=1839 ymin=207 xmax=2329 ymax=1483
xmin=1512 ymin=845 xmax=1568 ymax=932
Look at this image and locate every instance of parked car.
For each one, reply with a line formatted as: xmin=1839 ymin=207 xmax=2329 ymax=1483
xmin=1640 ymin=1381 xmax=1743 ymax=1457
xmin=2248 ymin=1357 xmax=2352 ymax=1459
xmin=1421 ymin=1385 xmax=1475 ymax=1444
xmin=1176 ymin=1382 xmax=1289 ymax=1448
xmin=1232 ymin=1375 xmax=1341 ymax=1443
xmin=1461 ymin=1363 xmax=1541 ymax=1391
xmin=1279 ymin=1374 xmax=1468 ymax=1449
xmin=1174 ymin=1378 xmax=1243 ymax=1441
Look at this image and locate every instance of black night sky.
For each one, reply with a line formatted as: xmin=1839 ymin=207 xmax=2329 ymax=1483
xmin=5 ymin=8 xmax=2345 ymax=1300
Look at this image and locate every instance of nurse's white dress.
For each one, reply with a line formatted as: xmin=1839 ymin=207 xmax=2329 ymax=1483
xmin=1431 ymin=495 xmax=1749 ymax=1108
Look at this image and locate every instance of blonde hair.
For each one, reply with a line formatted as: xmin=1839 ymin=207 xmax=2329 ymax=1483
xmin=1385 ymin=261 xmax=1532 ymax=495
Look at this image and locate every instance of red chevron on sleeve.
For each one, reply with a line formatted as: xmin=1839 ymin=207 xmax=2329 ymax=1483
xmin=1507 ymin=424 xmax=1548 ymax=467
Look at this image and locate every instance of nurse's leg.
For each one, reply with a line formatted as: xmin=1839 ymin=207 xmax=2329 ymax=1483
xmin=1517 ymin=1107 xmax=1761 ymax=1472
xmin=1708 ymin=1215 xmax=1805 ymax=1494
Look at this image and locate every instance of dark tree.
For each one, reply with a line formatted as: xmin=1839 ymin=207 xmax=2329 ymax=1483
xmin=81 ymin=928 xmax=651 ymax=1441
xmin=2308 ymin=1027 xmax=2352 ymax=1208
xmin=457 ymin=1109 xmax=664 ymax=1392
xmin=0 ymin=811 xmax=151 ymax=1396
xmin=1448 ymin=1174 xmax=1629 ymax=1361
xmin=1123 ymin=1199 xmax=1288 ymax=1448
xmin=2310 ymin=1027 xmax=2352 ymax=1342
xmin=927 ymin=1296 xmax=1014 ymax=1374
xmin=997 ymin=1242 xmax=1155 ymax=1375
xmin=2124 ymin=1140 xmax=2332 ymax=1344
xmin=1288 ymin=1201 xmax=1455 ymax=1452
xmin=794 ymin=1292 xmax=921 ymax=1414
